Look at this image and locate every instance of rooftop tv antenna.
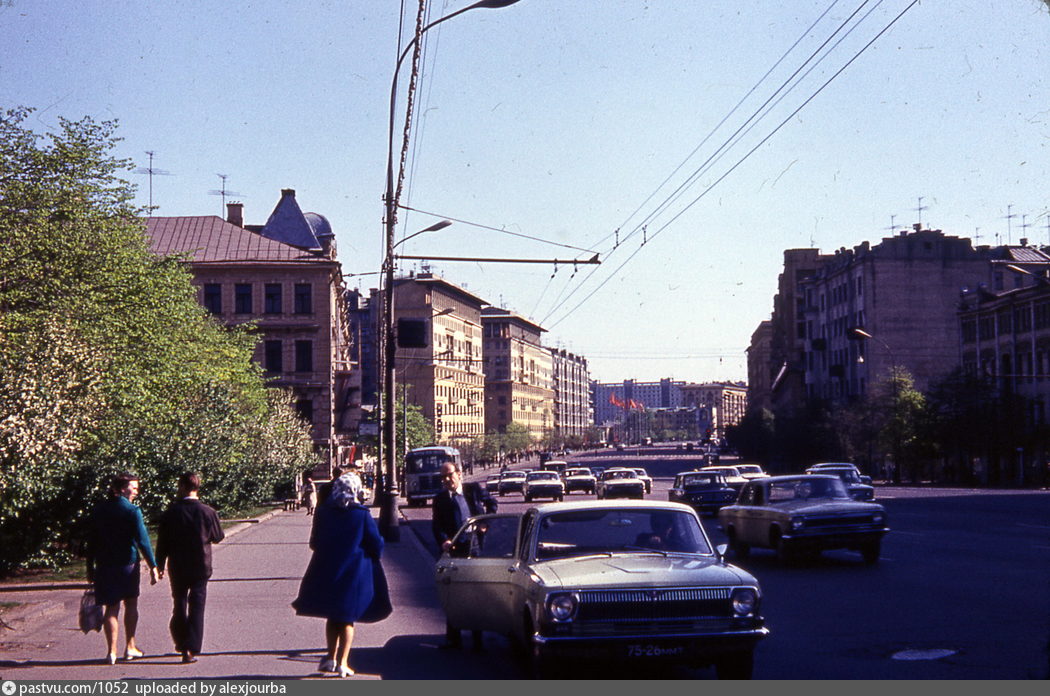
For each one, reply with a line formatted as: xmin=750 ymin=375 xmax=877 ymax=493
xmin=914 ymin=197 xmax=928 ymax=229
xmin=1020 ymin=214 xmax=1032 ymax=243
xmin=1004 ymin=203 xmax=1017 ymax=244
xmin=886 ymin=214 xmax=898 ymax=234
xmin=134 ymin=151 xmax=172 ymax=211
xmin=208 ymin=174 xmax=242 ymax=214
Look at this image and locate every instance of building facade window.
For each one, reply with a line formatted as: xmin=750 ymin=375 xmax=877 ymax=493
xmin=235 ymin=284 xmax=253 ymax=314
xmin=203 ymin=284 xmax=222 ymax=314
xmin=295 ymin=398 xmax=314 ymax=424
xmin=264 ymin=340 xmax=282 ymax=373
xmin=295 ymin=340 xmax=314 ymax=372
xmin=264 ymin=284 xmax=282 ymax=314
xmin=294 ymin=284 xmax=313 ymax=314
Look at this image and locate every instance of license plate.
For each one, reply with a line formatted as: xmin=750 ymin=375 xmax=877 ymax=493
xmin=626 ymin=643 xmax=686 ymax=658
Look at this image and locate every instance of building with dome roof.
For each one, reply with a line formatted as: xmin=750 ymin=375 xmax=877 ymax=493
xmin=145 ymin=189 xmax=360 ymax=476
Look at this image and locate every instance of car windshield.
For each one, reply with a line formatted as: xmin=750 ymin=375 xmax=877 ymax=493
xmin=529 ymin=472 xmax=559 ymax=481
xmin=737 ymin=465 xmax=762 ymax=475
xmin=534 ymin=508 xmax=712 ymax=560
xmin=604 ymin=470 xmax=636 ymax=480
xmin=503 ymin=472 xmax=525 ymax=480
xmin=707 ymin=467 xmax=739 ymax=477
xmin=681 ymin=474 xmax=721 ymax=486
xmin=633 ymin=469 xmax=648 ymax=476
xmin=566 ymin=469 xmax=590 ymax=476
xmin=768 ymin=477 xmax=851 ymax=502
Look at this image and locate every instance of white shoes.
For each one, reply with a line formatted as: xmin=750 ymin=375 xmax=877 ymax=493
xmin=104 ymin=653 xmax=117 ymax=665
xmin=123 ymin=647 xmax=144 ymax=660
xmin=337 ymin=665 xmax=354 ymax=678
xmin=318 ymin=658 xmax=337 ymax=673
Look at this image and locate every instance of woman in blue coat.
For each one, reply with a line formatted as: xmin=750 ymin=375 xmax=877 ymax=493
xmin=292 ymin=473 xmax=385 ymax=677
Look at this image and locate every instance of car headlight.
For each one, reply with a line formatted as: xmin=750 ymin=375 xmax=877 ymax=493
xmin=731 ymin=588 xmax=759 ymax=616
xmin=873 ymin=512 xmax=886 ymax=526
xmin=408 ymin=479 xmax=418 ymax=492
xmin=546 ymin=593 xmax=578 ymax=622
xmin=791 ymin=516 xmax=805 ymax=531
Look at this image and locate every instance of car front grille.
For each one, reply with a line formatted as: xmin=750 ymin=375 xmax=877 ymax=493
xmin=567 ymin=587 xmax=742 ymax=635
xmin=802 ymin=512 xmax=880 ymax=529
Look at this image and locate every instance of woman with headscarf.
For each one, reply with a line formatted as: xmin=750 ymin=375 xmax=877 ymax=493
xmin=292 ymin=473 xmax=384 ymax=677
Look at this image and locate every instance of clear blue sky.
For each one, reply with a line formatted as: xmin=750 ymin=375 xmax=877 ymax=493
xmin=3 ymin=0 xmax=1049 ymax=384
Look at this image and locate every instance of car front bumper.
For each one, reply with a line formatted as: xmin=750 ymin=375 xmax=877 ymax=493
xmin=782 ymin=527 xmax=888 ymax=550
xmin=532 ymin=626 xmax=769 ymax=663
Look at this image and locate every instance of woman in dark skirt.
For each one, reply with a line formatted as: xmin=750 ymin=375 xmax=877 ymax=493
xmin=86 ymin=473 xmax=160 ymax=664
xmin=293 ymin=473 xmax=385 ymax=677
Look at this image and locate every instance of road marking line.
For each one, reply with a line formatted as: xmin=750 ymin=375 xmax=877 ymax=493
xmin=1016 ymin=523 xmax=1050 ymax=531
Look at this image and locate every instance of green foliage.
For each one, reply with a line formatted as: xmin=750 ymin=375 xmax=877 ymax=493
xmin=0 ymin=108 xmax=317 ymax=572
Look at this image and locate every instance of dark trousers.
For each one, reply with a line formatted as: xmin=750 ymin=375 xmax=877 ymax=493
xmin=169 ymin=577 xmax=208 ymax=655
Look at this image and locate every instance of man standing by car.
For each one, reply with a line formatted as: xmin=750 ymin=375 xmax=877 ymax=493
xmin=431 ymin=462 xmax=495 ymax=650
xmin=156 ymin=472 xmax=224 ymax=664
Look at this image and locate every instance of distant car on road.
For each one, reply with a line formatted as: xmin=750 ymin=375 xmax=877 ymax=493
xmin=807 ymin=462 xmax=871 ymax=483
xmin=596 ymin=468 xmax=645 ymax=500
xmin=700 ymin=466 xmax=748 ymax=492
xmin=718 ymin=475 xmax=889 ymax=564
xmin=562 ymin=467 xmax=597 ymax=495
xmin=485 ymin=474 xmax=501 ymax=494
xmin=435 ymin=500 xmax=768 ymax=678
xmin=805 ymin=464 xmax=875 ymax=501
xmin=524 ymin=470 xmax=565 ymax=502
xmin=498 ymin=471 xmax=527 ymax=496
xmin=631 ymin=467 xmax=653 ymax=494
xmin=668 ymin=471 xmax=738 ymax=514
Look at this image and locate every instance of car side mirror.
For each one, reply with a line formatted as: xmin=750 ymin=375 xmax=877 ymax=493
xmin=716 ymin=543 xmax=728 ymax=562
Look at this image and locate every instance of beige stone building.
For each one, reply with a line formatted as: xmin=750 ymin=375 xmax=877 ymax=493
xmin=680 ymin=382 xmax=749 ymax=440
xmin=392 ymin=273 xmax=487 ymax=445
xmin=481 ymin=307 xmax=554 ymax=441
xmin=145 ymin=191 xmax=359 ymax=475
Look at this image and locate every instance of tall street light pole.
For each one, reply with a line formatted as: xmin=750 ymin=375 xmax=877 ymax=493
xmin=380 ymin=0 xmax=523 ymax=541
xmin=853 ymin=327 xmax=902 ymax=484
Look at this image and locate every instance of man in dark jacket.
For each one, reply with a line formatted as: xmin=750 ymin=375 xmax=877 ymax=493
xmin=156 ymin=472 xmax=224 ymax=664
xmin=431 ymin=462 xmax=496 ymax=650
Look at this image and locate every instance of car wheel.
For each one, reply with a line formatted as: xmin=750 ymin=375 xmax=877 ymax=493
xmin=861 ymin=539 xmax=881 ymax=565
xmin=727 ymin=528 xmax=750 ymax=560
xmin=772 ymin=529 xmax=795 ymax=563
xmin=715 ymin=650 xmax=754 ymax=680
xmin=524 ymin=494 xmax=533 ymax=503
xmin=556 ymin=495 xmax=564 ymax=502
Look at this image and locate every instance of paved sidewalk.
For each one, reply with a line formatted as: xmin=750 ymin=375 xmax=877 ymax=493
xmin=0 ymin=506 xmax=514 ymax=680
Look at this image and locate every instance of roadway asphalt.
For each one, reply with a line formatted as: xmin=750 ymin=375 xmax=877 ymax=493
xmin=0 ymin=499 xmax=513 ymax=681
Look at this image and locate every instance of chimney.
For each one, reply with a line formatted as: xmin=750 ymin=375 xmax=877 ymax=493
xmin=226 ymin=202 xmax=243 ymax=227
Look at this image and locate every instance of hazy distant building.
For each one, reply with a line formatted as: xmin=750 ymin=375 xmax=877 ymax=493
xmin=550 ymin=348 xmax=591 ymax=440
xmin=592 ymin=379 xmax=685 ymax=426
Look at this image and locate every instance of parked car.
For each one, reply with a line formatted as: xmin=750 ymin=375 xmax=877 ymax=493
xmin=498 ymin=471 xmax=527 ymax=496
xmin=734 ymin=464 xmax=769 ymax=482
xmin=596 ymin=468 xmax=645 ymax=499
xmin=435 ymin=501 xmax=769 ymax=678
xmin=524 ymin=470 xmax=565 ymax=502
xmin=700 ymin=466 xmax=748 ymax=492
xmin=631 ymin=468 xmax=654 ymax=494
xmin=668 ymin=471 xmax=738 ymax=514
xmin=562 ymin=467 xmax=597 ymax=495
xmin=804 ymin=465 xmax=875 ymax=501
xmin=485 ymin=474 xmax=501 ymax=494
xmin=718 ymin=475 xmax=889 ymax=564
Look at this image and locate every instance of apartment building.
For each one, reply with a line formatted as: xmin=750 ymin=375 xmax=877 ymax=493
xmin=481 ymin=307 xmax=554 ymax=440
xmin=145 ymin=190 xmax=359 ymax=475
xmin=550 ymin=348 xmax=592 ymax=441
xmin=592 ymin=379 xmax=685 ymax=426
xmin=392 ymin=273 xmax=488 ymax=445
xmin=680 ymin=382 xmax=748 ymax=440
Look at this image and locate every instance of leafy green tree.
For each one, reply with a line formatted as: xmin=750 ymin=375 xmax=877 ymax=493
xmin=0 ymin=108 xmax=316 ymax=571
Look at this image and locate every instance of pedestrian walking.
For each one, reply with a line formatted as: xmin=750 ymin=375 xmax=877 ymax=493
xmin=301 ymin=472 xmax=317 ymax=515
xmin=155 ymin=472 xmax=224 ymax=664
xmin=292 ymin=473 xmax=386 ymax=678
xmin=85 ymin=472 xmax=160 ymax=665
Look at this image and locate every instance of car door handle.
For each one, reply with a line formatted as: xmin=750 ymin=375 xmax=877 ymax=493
xmin=507 ymin=566 xmax=517 ymax=573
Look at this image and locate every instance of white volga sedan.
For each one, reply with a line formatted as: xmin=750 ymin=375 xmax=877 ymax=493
xmin=435 ymin=500 xmax=769 ymax=678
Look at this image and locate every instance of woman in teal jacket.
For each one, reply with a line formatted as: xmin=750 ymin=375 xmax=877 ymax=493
xmin=86 ymin=473 xmax=159 ymax=664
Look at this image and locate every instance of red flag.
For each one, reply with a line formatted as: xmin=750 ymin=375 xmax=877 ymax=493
xmin=609 ymin=393 xmax=624 ymax=408
xmin=629 ymin=399 xmax=645 ymax=411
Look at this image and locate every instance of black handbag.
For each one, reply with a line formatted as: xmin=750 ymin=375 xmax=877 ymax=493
xmin=78 ymin=589 xmax=104 ymax=633
xmin=358 ymin=559 xmax=392 ymax=624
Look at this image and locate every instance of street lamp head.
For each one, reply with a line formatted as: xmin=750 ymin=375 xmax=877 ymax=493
xmin=421 ymin=219 xmax=453 ymax=233
xmin=471 ymin=0 xmax=523 ymax=8
xmin=852 ymin=328 xmax=874 ymax=340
